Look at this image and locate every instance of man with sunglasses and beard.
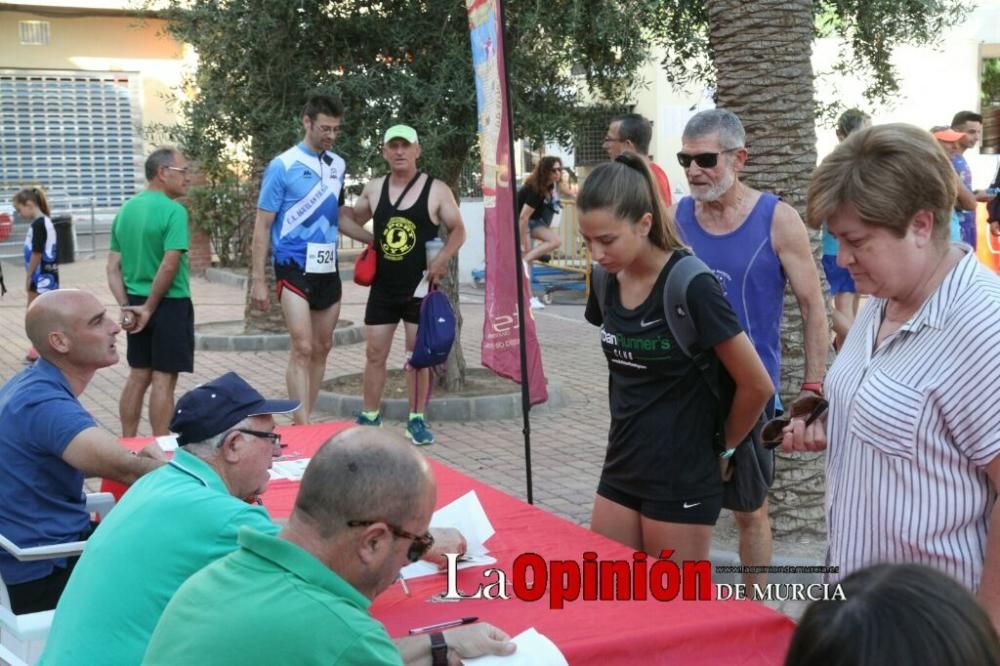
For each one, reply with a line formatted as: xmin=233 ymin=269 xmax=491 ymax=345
xmin=144 ymin=428 xmax=515 ymax=666
xmin=672 ymin=109 xmax=828 ymax=588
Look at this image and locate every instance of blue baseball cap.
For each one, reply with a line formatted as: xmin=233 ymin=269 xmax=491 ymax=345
xmin=170 ymin=372 xmax=300 ymax=445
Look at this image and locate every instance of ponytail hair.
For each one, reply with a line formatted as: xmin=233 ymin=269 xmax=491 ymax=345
xmin=13 ymin=187 xmax=50 ymax=217
xmin=577 ymin=153 xmax=684 ymax=252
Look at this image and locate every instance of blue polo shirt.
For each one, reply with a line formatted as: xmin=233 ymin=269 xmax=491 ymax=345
xmin=0 ymin=359 xmax=96 ymax=584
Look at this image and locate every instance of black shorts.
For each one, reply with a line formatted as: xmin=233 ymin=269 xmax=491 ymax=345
xmin=275 ymin=262 xmax=342 ymax=311
xmin=597 ymin=481 xmax=723 ymax=526
xmin=365 ymin=288 xmax=423 ymax=326
xmin=126 ymin=295 xmax=194 ymax=374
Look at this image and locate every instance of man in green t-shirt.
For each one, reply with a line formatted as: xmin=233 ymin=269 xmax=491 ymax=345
xmin=107 ymin=147 xmax=193 ymax=436
xmin=144 ymin=428 xmax=516 ymax=666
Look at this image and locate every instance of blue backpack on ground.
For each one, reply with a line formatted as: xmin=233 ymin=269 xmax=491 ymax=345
xmin=409 ymin=286 xmax=456 ymax=369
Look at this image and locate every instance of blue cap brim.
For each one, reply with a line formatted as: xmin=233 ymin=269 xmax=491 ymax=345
xmin=246 ymin=399 xmax=301 ymax=417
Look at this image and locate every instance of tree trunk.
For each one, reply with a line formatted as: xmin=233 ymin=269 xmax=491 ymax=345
xmin=243 ymin=158 xmax=286 ymax=333
xmin=707 ymin=0 xmax=827 ymax=541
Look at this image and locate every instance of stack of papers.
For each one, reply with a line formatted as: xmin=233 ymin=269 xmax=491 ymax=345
xmin=269 ymin=458 xmax=311 ymax=481
xmin=400 ymin=490 xmax=497 ymax=579
xmin=156 ymin=434 xmax=179 ymax=452
xmin=464 ymin=628 xmax=568 ymax=665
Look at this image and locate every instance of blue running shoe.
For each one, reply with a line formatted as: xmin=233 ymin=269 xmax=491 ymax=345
xmin=406 ymin=417 xmax=435 ymax=446
xmin=355 ymin=411 xmax=383 ymax=427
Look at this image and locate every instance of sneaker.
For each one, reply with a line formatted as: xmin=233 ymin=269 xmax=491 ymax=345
xmin=530 ymin=296 xmax=545 ymax=310
xmin=406 ymin=417 xmax=435 ymax=446
xmin=355 ymin=412 xmax=383 ymax=427
xmin=25 ymin=346 xmax=38 ymax=363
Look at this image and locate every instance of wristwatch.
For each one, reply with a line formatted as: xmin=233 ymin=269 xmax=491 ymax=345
xmin=430 ymin=631 xmax=448 ymax=666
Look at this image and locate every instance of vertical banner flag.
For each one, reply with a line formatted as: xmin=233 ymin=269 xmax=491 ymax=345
xmin=467 ymin=0 xmax=548 ymax=405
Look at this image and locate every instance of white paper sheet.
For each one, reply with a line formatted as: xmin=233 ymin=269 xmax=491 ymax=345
xmin=463 ymin=628 xmax=568 ymax=666
xmin=156 ymin=434 xmax=179 ymax=452
xmin=268 ymin=458 xmax=311 ymax=481
xmin=413 ymin=272 xmax=430 ymax=298
xmin=399 ymin=490 xmax=496 ymax=580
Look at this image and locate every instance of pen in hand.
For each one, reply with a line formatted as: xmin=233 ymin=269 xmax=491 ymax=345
xmin=408 ymin=616 xmax=478 ymax=635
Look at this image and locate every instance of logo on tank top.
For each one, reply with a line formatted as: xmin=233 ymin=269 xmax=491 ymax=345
xmin=712 ymin=269 xmax=732 ymax=295
xmin=381 ymin=216 xmax=417 ymax=261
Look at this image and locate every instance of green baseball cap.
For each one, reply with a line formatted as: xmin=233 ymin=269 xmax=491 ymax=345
xmin=383 ymin=124 xmax=419 ymax=144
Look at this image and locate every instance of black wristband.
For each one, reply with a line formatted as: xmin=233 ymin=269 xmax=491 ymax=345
xmin=430 ymin=631 xmax=448 ymax=666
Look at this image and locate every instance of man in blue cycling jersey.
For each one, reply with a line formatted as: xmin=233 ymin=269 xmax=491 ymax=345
xmin=250 ymin=93 xmax=373 ymax=424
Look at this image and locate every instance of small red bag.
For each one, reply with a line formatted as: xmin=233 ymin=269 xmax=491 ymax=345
xmin=354 ymin=243 xmax=377 ymax=286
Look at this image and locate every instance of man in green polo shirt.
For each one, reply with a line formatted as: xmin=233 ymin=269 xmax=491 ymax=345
xmin=107 ymin=146 xmax=193 ymax=437
xmin=39 ymin=372 xmax=298 ymax=666
xmin=143 ymin=429 xmax=516 ymax=666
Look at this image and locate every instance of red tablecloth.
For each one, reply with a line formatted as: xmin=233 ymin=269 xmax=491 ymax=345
xmin=115 ymin=423 xmax=794 ymax=664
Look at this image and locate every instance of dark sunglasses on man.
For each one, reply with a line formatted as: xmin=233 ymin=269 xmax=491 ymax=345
xmin=347 ymin=520 xmax=435 ymax=563
xmin=761 ymin=395 xmax=829 ymax=449
xmin=676 ymin=148 xmax=739 ymax=169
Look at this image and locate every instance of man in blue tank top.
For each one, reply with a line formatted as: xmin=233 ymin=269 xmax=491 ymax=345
xmin=673 ymin=109 xmax=828 ymax=587
xmin=250 ymin=94 xmax=373 ymax=424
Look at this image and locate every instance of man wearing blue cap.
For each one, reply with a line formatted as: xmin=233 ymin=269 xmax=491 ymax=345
xmin=351 ymin=124 xmax=466 ymax=445
xmin=41 ymin=372 xmax=298 ymax=666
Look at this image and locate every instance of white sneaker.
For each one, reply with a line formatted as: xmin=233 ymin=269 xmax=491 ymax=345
xmin=530 ymin=296 xmax=545 ymax=310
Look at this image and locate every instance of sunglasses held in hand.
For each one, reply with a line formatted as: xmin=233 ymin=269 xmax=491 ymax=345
xmin=761 ymin=396 xmax=829 ymax=449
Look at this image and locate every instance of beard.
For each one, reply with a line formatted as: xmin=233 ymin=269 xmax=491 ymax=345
xmin=690 ymin=169 xmax=736 ymax=203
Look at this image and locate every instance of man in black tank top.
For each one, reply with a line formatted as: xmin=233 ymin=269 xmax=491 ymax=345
xmin=350 ymin=125 xmax=466 ymax=445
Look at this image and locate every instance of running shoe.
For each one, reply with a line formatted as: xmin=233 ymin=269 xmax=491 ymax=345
xmin=530 ymin=296 xmax=546 ymax=310
xmin=406 ymin=417 xmax=435 ymax=446
xmin=355 ymin=411 xmax=383 ymax=427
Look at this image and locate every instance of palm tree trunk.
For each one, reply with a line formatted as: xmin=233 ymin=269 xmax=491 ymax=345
xmin=707 ymin=0 xmax=827 ymax=541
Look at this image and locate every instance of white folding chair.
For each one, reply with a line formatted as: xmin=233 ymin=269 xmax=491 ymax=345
xmin=0 ymin=493 xmax=115 ymax=666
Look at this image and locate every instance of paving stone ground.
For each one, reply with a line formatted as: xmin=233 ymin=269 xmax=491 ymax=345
xmin=0 ymin=255 xmax=821 ymax=619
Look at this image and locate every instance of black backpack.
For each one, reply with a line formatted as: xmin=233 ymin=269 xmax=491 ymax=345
xmin=591 ymin=256 xmax=772 ymax=512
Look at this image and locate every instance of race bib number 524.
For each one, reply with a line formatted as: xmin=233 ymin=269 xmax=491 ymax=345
xmin=306 ymin=242 xmax=337 ymax=274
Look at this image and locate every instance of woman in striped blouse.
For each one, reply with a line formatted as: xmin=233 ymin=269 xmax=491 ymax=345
xmin=782 ymin=123 xmax=1000 ymax=631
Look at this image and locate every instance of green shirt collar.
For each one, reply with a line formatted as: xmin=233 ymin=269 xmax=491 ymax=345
xmin=169 ymin=448 xmax=230 ymax=494
xmin=237 ymin=526 xmax=371 ymax=611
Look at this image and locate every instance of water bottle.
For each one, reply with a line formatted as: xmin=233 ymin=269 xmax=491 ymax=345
xmin=426 ymin=238 xmax=444 ymax=265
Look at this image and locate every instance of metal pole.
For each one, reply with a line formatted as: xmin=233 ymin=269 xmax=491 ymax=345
xmin=90 ymin=197 xmax=97 ymax=257
xmin=497 ymin=0 xmax=534 ymax=505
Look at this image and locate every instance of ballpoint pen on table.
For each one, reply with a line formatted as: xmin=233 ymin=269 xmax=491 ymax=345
xmin=399 ymin=575 xmax=411 ymax=596
xmin=408 ymin=616 xmax=479 ymax=635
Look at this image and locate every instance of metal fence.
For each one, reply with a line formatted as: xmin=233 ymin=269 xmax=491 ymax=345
xmin=0 ymin=192 xmax=113 ymax=261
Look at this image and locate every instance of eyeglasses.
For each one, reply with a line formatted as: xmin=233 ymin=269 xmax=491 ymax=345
xmin=602 ymin=136 xmax=626 ymax=144
xmin=228 ymin=428 xmax=286 ymax=456
xmin=676 ymin=148 xmax=739 ymax=169
xmin=165 ymin=166 xmax=190 ymax=174
xmin=347 ymin=520 xmax=435 ymax=563
xmin=761 ymin=396 xmax=829 ymax=449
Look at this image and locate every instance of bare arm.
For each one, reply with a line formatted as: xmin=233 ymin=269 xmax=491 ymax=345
xmin=956 ymin=183 xmax=978 ymax=211
xmin=772 ymin=202 xmax=829 ymax=385
xmin=250 ymin=209 xmax=276 ymax=311
xmin=61 ymin=427 xmax=164 ymax=485
xmin=351 ymin=179 xmax=379 ymax=227
xmin=337 ymin=204 xmax=373 ymax=244
xmin=125 ymin=250 xmax=181 ymax=334
xmin=427 ymin=181 xmax=467 ymax=285
xmin=393 ymin=624 xmax=515 ymax=666
xmin=978 ymin=455 xmax=1000 ymax=634
xmin=714 ymin=332 xmax=774 ymax=448
xmin=106 ymin=250 xmax=128 ymax=306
